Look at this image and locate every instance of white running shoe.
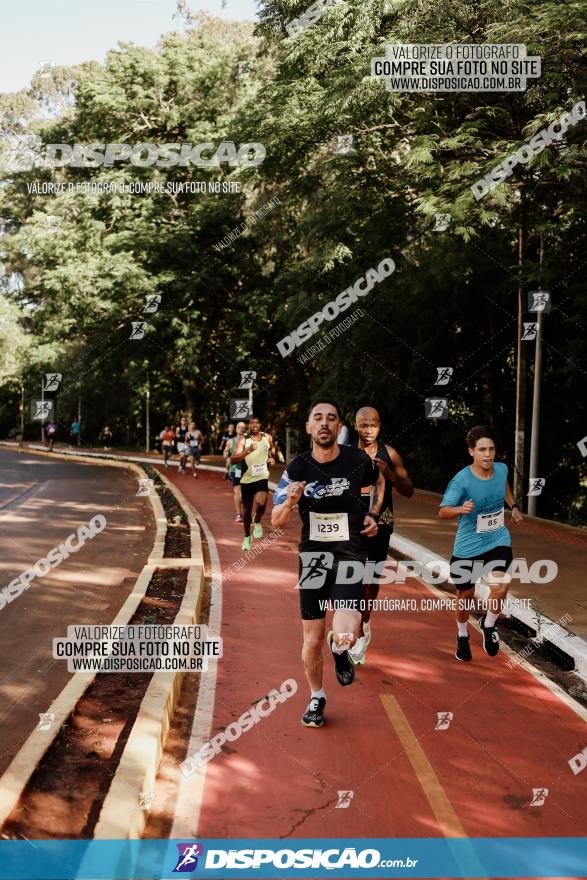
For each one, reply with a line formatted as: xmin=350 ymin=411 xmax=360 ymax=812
xmin=350 ymin=622 xmax=372 ymax=665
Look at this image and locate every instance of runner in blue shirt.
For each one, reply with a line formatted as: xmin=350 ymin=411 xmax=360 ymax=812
xmin=439 ymin=426 xmax=523 ymax=662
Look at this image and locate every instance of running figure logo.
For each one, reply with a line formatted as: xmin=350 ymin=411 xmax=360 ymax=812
xmin=44 ymin=215 xmax=61 ymax=233
xmin=139 ymin=791 xmax=154 ymax=810
xmin=230 ymin=398 xmax=250 ymax=419
xmin=434 ymin=367 xmax=453 ymax=386
xmin=44 ymin=373 xmax=62 ymax=392
xmin=5 ymin=133 xmax=42 ymax=172
xmin=38 ymin=60 xmax=56 ymax=79
xmin=528 ymin=291 xmax=551 ymax=313
xmin=425 ymin=398 xmax=448 ymax=419
xmin=333 ymin=134 xmax=354 ymax=155
xmin=522 ymin=322 xmax=538 ymax=341
xmin=32 ymin=400 xmax=54 ymax=420
xmin=530 ymin=788 xmax=549 ymax=806
xmin=129 ymin=321 xmax=148 ymax=340
xmin=528 ymin=478 xmax=545 ymax=497
xmin=238 ymin=371 xmax=256 ymax=389
xmin=433 ymin=213 xmax=451 ymax=232
xmin=435 ymin=711 xmax=453 ymax=730
xmin=335 ymin=790 xmax=354 ymax=808
xmin=173 ymin=843 xmax=204 ymax=872
xmin=299 ymin=552 xmax=334 ymax=589
xmin=144 ymin=294 xmax=161 ymax=314
xmin=38 ymin=712 xmax=54 ymax=731
xmin=136 ymin=479 xmax=154 ymax=497
xmin=236 ymin=60 xmax=253 ymax=79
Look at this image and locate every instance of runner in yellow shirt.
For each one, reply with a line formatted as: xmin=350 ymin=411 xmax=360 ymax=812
xmin=231 ymin=417 xmax=275 ymax=551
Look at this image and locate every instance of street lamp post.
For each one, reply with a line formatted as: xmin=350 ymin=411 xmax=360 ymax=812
xmin=146 ymin=372 xmax=150 ymax=453
xmin=528 ymin=304 xmax=545 ymax=517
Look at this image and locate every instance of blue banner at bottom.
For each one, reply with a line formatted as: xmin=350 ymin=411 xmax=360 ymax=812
xmin=0 ymin=837 xmax=585 ymax=879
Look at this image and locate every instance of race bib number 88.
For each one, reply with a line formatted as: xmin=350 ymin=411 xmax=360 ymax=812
xmin=476 ymin=508 xmax=504 ymax=534
xmin=309 ymin=512 xmax=350 ymax=542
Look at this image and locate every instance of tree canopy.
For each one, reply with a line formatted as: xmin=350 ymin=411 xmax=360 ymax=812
xmin=0 ymin=0 xmax=585 ymax=523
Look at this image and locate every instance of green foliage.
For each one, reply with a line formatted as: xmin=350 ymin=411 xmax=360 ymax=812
xmin=0 ymin=0 xmax=585 ymax=522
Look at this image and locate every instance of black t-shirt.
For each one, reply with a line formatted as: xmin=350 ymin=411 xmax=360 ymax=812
xmin=273 ymin=445 xmax=379 ymax=557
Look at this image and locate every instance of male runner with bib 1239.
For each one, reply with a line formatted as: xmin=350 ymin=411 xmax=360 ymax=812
xmin=439 ymin=425 xmax=523 ymax=662
xmin=271 ymin=399 xmax=384 ymax=728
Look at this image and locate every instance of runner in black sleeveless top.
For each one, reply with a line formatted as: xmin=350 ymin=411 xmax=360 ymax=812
xmin=349 ymin=406 xmax=414 ymax=664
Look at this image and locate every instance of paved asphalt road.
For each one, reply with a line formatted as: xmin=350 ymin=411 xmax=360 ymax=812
xmin=0 ymin=448 xmax=156 ymax=776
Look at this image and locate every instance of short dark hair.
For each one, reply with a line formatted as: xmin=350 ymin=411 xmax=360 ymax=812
xmin=307 ymin=398 xmax=342 ymax=420
xmin=466 ymin=425 xmax=495 ymax=449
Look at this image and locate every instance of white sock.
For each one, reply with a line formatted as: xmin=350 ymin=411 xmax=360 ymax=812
xmin=311 ymin=688 xmax=325 ymax=700
xmin=364 ymin=621 xmax=371 ymax=637
xmin=485 ymin=610 xmax=499 ymax=627
xmin=457 ymin=622 xmax=468 ymax=637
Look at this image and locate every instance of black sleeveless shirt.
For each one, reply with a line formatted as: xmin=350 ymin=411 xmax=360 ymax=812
xmin=350 ymin=440 xmax=394 ymax=528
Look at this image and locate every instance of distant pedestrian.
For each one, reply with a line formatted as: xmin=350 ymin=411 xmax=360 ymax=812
xmin=159 ymin=424 xmax=175 ymax=468
xmin=44 ymin=420 xmax=57 ymax=451
xmin=99 ymin=425 xmax=113 ymax=450
xmin=175 ymin=417 xmax=189 ymax=474
xmin=70 ymin=419 xmax=80 ymax=447
xmin=186 ymin=421 xmax=204 ymax=479
xmin=218 ymin=423 xmax=236 ymax=453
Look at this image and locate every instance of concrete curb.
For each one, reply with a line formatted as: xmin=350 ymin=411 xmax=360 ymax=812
xmin=92 ymin=563 xmax=204 ymax=839
xmin=91 ymin=468 xmax=206 ymax=839
xmin=389 ymin=532 xmax=587 ymax=681
xmin=0 ymin=452 xmax=166 ymax=830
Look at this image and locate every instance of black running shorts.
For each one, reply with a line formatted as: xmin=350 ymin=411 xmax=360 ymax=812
xmin=450 ymin=544 xmax=513 ymax=591
xmin=361 ymin=524 xmax=393 ymax=566
xmin=298 ymin=553 xmax=365 ymax=621
xmin=240 ymin=479 xmax=269 ymax=504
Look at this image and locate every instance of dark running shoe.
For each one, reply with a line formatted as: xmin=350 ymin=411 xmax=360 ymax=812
xmin=455 ymin=634 xmax=472 ymax=662
xmin=480 ymin=616 xmax=500 ymax=656
xmin=327 ymin=631 xmax=355 ymax=686
xmin=301 ymin=696 xmax=326 ymax=727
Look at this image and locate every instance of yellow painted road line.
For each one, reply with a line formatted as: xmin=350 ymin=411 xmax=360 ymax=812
xmin=380 ymin=693 xmax=467 ymax=839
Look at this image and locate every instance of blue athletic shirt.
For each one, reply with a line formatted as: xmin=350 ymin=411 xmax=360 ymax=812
xmin=439 ymin=462 xmax=511 ymax=557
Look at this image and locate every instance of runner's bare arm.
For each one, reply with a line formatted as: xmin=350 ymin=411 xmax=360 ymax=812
xmin=229 ymin=436 xmax=249 ymax=463
xmin=370 ymin=470 xmax=386 ymax=515
xmin=439 ymin=500 xmax=474 ymax=519
xmin=505 ymin=481 xmax=523 ymax=525
xmin=271 ymin=481 xmax=306 ymax=529
xmin=266 ymin=433 xmax=275 ymax=466
xmin=360 ymin=514 xmax=379 ymax=536
xmin=384 ymin=446 xmax=414 ymax=497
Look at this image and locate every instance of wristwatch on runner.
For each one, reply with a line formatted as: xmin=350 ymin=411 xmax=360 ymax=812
xmin=368 ymin=511 xmax=380 ymax=522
